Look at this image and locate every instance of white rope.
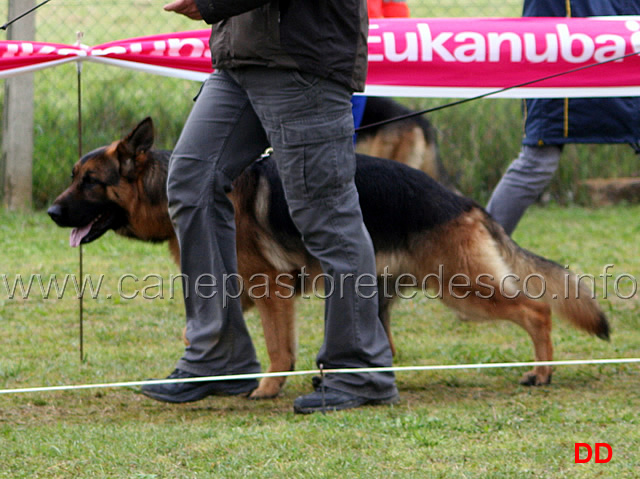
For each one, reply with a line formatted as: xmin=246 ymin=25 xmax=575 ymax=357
xmin=1 ymin=357 xmax=638 ymax=395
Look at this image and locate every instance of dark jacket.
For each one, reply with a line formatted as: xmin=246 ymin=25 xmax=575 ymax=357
xmin=194 ymin=0 xmax=368 ymax=92
xmin=522 ymin=0 xmax=640 ymax=148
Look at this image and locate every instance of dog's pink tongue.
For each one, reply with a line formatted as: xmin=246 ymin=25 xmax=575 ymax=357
xmin=69 ymin=224 xmax=93 ymax=248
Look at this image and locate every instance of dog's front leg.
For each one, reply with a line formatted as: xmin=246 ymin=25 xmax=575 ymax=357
xmin=249 ymin=274 xmax=297 ymax=399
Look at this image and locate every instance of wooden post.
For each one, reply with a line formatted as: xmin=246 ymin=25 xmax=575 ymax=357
xmin=1 ymin=0 xmax=36 ymax=210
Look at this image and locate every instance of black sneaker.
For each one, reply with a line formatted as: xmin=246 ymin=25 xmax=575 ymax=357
xmin=293 ymin=380 xmax=399 ymax=414
xmin=140 ymin=368 xmax=258 ymax=403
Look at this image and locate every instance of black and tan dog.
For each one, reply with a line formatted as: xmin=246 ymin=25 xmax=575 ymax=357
xmin=48 ymin=117 xmax=609 ymax=399
xmin=356 ymin=97 xmax=454 ymax=189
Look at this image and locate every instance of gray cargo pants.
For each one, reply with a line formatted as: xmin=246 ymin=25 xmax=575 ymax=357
xmin=167 ymin=68 xmax=396 ymax=399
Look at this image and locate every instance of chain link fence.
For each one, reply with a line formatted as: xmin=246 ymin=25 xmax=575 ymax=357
xmin=1 ymin=1 xmax=579 ymax=208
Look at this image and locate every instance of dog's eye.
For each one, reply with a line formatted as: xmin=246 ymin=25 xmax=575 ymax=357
xmin=82 ymin=175 xmax=103 ymax=187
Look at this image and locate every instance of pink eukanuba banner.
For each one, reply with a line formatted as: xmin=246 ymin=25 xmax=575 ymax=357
xmin=2 ymin=17 xmax=640 ymax=98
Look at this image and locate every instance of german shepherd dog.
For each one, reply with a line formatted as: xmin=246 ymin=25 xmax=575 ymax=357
xmin=355 ymin=97 xmax=455 ymax=189
xmin=48 ymin=117 xmax=609 ymax=399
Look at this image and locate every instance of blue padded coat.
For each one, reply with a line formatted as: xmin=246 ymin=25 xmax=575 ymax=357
xmin=522 ymin=0 xmax=640 ymax=149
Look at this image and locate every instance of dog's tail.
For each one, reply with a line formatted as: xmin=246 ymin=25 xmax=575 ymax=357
xmin=485 ymin=215 xmax=610 ymax=340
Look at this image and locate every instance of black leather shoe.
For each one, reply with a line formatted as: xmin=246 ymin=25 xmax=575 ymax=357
xmin=293 ymin=380 xmax=399 ymax=414
xmin=140 ymin=368 xmax=258 ymax=403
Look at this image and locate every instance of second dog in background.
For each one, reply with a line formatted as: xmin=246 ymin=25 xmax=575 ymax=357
xmin=356 ymin=96 xmax=456 ymax=190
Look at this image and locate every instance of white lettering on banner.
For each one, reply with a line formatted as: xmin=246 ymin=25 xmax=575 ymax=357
xmin=594 ymin=34 xmax=625 ymax=62
xmin=368 ymin=24 xmax=383 ymax=61
xmin=1 ymin=43 xmax=18 ymax=57
xmin=382 ymin=32 xmax=417 ymax=62
xmin=523 ymin=33 xmax=558 ymax=63
xmin=53 ymin=47 xmax=87 ymax=57
xmin=1 ymin=43 xmax=42 ymax=57
xmin=150 ymin=40 xmax=166 ymax=56
xmin=557 ymin=24 xmax=594 ymax=63
xmin=4 ymin=19 xmax=640 ymax=90
xmin=90 ymin=46 xmax=127 ymax=56
xmin=1 ymin=42 xmax=90 ymax=58
xmin=454 ymin=32 xmax=485 ymax=62
xmin=627 ymin=20 xmax=640 ymax=51
xmin=166 ymin=38 xmax=206 ymax=57
xmin=417 ymin=24 xmax=454 ymax=62
xmin=369 ymin=21 xmax=640 ymax=65
xmin=148 ymin=38 xmax=209 ymax=58
xmin=0 ymin=38 xmax=210 ymax=62
xmin=488 ymin=32 xmax=522 ymax=62
xmin=20 ymin=43 xmax=34 ymax=55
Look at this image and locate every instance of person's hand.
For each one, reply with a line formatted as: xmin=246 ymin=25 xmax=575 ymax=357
xmin=164 ymin=0 xmax=203 ymax=20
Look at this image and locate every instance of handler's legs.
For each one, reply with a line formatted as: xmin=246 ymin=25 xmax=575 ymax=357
xmin=486 ymin=145 xmax=562 ymax=235
xmin=231 ymin=68 xmax=397 ymax=411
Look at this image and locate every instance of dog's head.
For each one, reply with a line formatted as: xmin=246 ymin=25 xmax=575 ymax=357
xmin=48 ymin=117 xmax=156 ymax=246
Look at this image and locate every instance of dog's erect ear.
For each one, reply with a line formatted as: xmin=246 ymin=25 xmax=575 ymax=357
xmin=117 ymin=117 xmax=155 ymax=180
xmin=126 ymin=117 xmax=155 ymax=154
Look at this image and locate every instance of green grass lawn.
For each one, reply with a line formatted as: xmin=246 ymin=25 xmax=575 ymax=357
xmin=2 ymin=3 xmax=638 ymax=475
xmin=1 ymin=205 xmax=639 ymax=477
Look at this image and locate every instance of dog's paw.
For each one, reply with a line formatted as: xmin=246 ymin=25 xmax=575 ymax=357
xmin=248 ymin=378 xmax=283 ymax=400
xmin=519 ymin=370 xmax=552 ymax=386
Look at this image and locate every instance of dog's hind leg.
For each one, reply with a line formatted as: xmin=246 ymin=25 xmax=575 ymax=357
xmin=168 ymin=235 xmax=180 ymax=266
xmin=505 ymin=299 xmax=554 ymax=386
xmin=378 ymin=284 xmax=397 ymax=356
xmin=249 ymin=274 xmax=298 ymax=399
xmin=444 ymin=293 xmax=554 ymax=386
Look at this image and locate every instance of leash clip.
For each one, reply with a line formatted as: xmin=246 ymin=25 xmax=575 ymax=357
xmin=258 ymin=147 xmax=273 ymax=162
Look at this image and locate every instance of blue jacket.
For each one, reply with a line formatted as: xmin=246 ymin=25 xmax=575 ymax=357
xmin=522 ymin=0 xmax=640 ymax=148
